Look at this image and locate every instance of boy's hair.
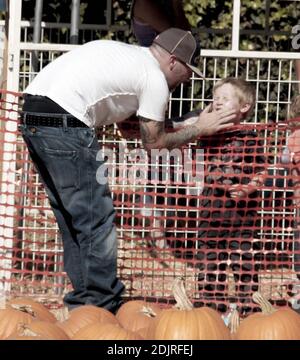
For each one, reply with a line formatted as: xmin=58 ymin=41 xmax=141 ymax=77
xmin=213 ymin=77 xmax=256 ymax=119
xmin=290 ymin=95 xmax=300 ymax=118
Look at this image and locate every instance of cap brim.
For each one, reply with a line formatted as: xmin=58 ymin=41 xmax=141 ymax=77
xmin=186 ymin=64 xmax=205 ymax=79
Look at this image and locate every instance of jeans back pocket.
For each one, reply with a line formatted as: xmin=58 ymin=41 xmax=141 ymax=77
xmin=42 ymin=146 xmax=79 ymax=189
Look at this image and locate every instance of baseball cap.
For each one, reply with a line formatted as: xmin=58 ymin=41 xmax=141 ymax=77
xmin=153 ymin=28 xmax=204 ymax=79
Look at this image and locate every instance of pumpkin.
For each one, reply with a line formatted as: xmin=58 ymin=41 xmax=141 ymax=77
xmin=72 ymin=323 xmax=143 ymax=340
xmin=57 ymin=305 xmax=119 ymax=338
xmin=116 ymin=300 xmax=162 ymax=333
xmin=0 ymin=307 xmax=36 ymax=339
xmin=7 ymin=321 xmax=69 ymax=340
xmin=147 ymin=278 xmax=231 ymax=340
xmin=139 ymin=325 xmax=151 ymax=339
xmin=7 ymin=297 xmax=56 ymax=323
xmin=234 ymin=292 xmax=300 ymax=340
xmin=6 ymin=335 xmax=48 ymax=340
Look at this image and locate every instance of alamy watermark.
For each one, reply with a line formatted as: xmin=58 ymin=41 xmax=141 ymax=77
xmin=95 ymin=142 xmax=205 ymax=193
xmin=292 ymin=24 xmax=300 ymax=50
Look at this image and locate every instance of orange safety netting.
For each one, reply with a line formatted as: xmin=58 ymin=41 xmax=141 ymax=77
xmin=0 ymin=90 xmax=299 ymax=316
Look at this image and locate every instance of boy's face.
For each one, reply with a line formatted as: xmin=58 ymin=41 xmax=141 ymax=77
xmin=212 ymin=83 xmax=250 ymax=124
xmin=288 ymin=129 xmax=300 ymax=165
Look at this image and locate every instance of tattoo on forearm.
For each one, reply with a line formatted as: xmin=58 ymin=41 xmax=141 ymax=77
xmin=139 ymin=116 xmax=200 ymax=150
xmin=164 ymin=125 xmax=199 ymax=149
xmin=139 ymin=117 xmax=163 ymax=145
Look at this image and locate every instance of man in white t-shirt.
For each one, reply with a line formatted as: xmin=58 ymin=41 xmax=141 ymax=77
xmin=20 ymin=28 xmax=239 ymax=312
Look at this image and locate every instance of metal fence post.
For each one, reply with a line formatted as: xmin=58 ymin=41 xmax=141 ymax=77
xmin=32 ymin=0 xmax=43 ymax=72
xmin=70 ymin=0 xmax=80 ymax=44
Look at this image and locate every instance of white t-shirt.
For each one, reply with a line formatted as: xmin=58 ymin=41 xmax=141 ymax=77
xmin=25 ymin=40 xmax=170 ymax=128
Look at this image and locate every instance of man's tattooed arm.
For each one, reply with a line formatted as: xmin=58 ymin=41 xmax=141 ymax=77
xmin=139 ymin=116 xmax=198 ymax=151
xmin=139 ymin=105 xmax=237 ymax=151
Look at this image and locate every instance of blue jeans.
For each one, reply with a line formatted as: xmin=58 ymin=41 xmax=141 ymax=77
xmin=19 ymin=122 xmax=125 ymax=312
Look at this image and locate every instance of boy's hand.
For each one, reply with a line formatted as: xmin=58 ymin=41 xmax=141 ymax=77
xmin=228 ymin=184 xmax=256 ymax=198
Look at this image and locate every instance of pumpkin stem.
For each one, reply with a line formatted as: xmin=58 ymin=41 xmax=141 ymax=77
xmin=229 ymin=309 xmax=240 ymax=334
xmin=51 ymin=306 xmax=69 ymax=322
xmin=172 ymin=278 xmax=193 ymax=310
xmin=17 ymin=323 xmax=39 ymax=337
xmin=10 ymin=304 xmax=37 ymax=317
xmin=252 ymin=292 xmax=276 ymax=315
xmin=141 ymin=306 xmax=158 ymax=318
xmin=226 ymin=265 xmax=236 ymax=297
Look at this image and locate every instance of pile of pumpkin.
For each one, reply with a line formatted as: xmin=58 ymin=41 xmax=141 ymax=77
xmin=0 ymin=279 xmax=299 ymax=340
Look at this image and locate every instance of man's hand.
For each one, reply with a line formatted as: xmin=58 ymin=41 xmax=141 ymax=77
xmin=194 ymin=104 xmax=238 ymax=136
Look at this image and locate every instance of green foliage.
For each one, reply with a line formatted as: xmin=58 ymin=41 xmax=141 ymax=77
xmin=21 ymin=0 xmax=300 ymax=51
xmin=240 ymin=0 xmax=300 ymax=51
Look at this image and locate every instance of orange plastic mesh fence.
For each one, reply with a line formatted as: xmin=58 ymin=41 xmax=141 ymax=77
xmin=0 ymin=91 xmax=299 ymax=315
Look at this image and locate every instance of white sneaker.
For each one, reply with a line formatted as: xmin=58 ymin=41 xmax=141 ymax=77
xmin=288 ymin=284 xmax=300 ymax=312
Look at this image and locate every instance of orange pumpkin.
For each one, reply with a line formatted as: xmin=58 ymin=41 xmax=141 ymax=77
xmin=116 ymin=300 xmax=162 ymax=333
xmin=139 ymin=325 xmax=151 ymax=339
xmin=72 ymin=323 xmax=143 ymax=340
xmin=7 ymin=297 xmax=56 ymax=323
xmin=7 ymin=321 xmax=69 ymax=340
xmin=148 ymin=306 xmax=231 ymax=340
xmin=234 ymin=292 xmax=300 ymax=340
xmin=147 ymin=278 xmax=231 ymax=340
xmin=57 ymin=305 xmax=119 ymax=338
xmin=0 ymin=307 xmax=36 ymax=339
xmin=6 ymin=336 xmax=48 ymax=340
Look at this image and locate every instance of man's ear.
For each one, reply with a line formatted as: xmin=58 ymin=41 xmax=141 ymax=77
xmin=169 ymin=55 xmax=177 ymax=71
xmin=240 ymin=103 xmax=251 ymax=114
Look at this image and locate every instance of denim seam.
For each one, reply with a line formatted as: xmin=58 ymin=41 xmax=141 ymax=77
xmin=88 ymin=147 xmax=93 ymax=244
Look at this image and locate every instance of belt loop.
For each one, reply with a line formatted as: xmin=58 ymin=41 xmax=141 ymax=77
xmin=62 ymin=114 xmax=68 ymax=132
xmin=88 ymin=127 xmax=96 ymax=148
xmin=23 ymin=113 xmax=27 ymax=129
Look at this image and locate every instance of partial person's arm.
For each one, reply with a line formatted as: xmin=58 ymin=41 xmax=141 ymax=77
xmin=171 ymin=0 xmax=191 ymax=30
xmin=132 ymin=0 xmax=173 ymax=32
xmin=228 ymin=172 xmax=265 ymax=198
xmin=139 ymin=104 xmax=237 ymax=151
xmin=117 ymin=109 xmax=200 ymax=139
